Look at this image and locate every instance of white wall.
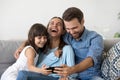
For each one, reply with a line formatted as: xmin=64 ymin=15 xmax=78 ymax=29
xmin=0 ymin=0 xmax=120 ymax=40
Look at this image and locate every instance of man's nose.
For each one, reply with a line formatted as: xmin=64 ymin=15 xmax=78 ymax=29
xmin=69 ymin=29 xmax=74 ymax=34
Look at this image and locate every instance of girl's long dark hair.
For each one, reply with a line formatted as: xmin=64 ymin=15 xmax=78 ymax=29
xmin=24 ymin=23 xmax=48 ymax=53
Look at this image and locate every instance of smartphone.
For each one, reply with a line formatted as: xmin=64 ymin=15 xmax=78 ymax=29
xmin=46 ymin=66 xmax=62 ymax=73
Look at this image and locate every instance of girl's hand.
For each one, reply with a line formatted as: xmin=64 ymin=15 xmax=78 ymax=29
xmin=40 ymin=64 xmax=52 ymax=75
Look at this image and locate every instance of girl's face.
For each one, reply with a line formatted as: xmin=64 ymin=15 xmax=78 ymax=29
xmin=34 ymin=36 xmax=47 ymax=48
xmin=47 ymin=18 xmax=64 ymax=38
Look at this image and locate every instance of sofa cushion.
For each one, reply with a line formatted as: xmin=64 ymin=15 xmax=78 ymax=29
xmin=0 ymin=40 xmax=22 ymax=77
xmin=101 ymin=41 xmax=120 ymax=80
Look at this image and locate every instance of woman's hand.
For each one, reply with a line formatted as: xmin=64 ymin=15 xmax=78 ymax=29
xmin=54 ymin=49 xmax=62 ymax=58
xmin=14 ymin=41 xmax=27 ymax=59
xmin=14 ymin=48 xmax=23 ymax=59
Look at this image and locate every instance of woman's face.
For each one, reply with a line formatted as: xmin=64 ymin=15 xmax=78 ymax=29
xmin=47 ymin=18 xmax=64 ymax=38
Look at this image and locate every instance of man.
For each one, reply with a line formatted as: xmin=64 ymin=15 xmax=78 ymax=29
xmin=54 ymin=7 xmax=104 ymax=80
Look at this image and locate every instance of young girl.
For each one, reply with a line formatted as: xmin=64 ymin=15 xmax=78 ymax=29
xmin=1 ymin=23 xmax=50 ymax=80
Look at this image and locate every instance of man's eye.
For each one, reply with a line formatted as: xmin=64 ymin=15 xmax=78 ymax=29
xmin=66 ymin=28 xmax=69 ymax=30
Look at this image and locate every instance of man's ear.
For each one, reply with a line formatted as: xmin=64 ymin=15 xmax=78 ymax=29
xmin=81 ymin=18 xmax=84 ymax=25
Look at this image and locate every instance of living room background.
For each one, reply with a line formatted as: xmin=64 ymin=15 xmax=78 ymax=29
xmin=0 ymin=0 xmax=120 ymax=40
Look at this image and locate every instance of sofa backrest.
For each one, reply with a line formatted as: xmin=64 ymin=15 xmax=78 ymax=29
xmin=103 ymin=38 xmax=120 ymax=53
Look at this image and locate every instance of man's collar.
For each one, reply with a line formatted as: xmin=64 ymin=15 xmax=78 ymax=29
xmin=79 ymin=27 xmax=87 ymax=41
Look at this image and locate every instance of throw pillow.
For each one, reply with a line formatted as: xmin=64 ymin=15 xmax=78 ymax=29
xmin=101 ymin=41 xmax=120 ymax=80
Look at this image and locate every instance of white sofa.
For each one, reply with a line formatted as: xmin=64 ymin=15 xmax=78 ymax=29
xmin=0 ymin=38 xmax=120 ymax=79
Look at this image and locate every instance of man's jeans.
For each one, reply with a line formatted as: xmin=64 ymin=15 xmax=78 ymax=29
xmin=76 ymin=76 xmax=104 ymax=80
xmin=16 ymin=70 xmax=58 ymax=80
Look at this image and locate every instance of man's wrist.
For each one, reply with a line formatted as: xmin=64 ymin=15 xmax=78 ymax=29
xmin=69 ymin=66 xmax=75 ymax=75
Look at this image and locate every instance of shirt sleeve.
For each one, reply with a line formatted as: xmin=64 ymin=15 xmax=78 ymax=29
xmin=62 ymin=45 xmax=78 ymax=78
xmin=62 ymin=45 xmax=75 ymax=66
xmin=87 ymin=35 xmax=104 ymax=66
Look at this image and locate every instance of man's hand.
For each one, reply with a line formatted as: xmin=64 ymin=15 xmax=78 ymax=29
xmin=54 ymin=64 xmax=73 ymax=77
xmin=14 ymin=48 xmax=23 ymax=59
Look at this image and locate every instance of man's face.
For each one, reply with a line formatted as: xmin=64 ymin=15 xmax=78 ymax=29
xmin=64 ymin=18 xmax=84 ymax=40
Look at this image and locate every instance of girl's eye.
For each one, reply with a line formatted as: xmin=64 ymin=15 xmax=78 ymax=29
xmin=37 ymin=36 xmax=41 ymax=39
xmin=43 ymin=36 xmax=47 ymax=39
xmin=37 ymin=36 xmax=47 ymax=39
